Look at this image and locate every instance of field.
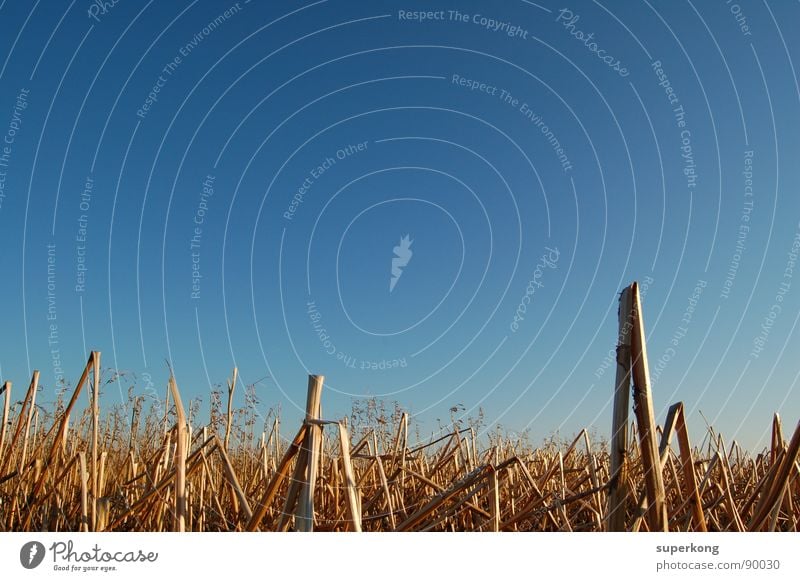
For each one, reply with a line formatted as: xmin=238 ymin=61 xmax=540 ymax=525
xmin=0 ymin=282 xmax=798 ymax=532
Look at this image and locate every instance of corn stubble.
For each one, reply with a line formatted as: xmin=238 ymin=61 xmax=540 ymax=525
xmin=0 ymin=283 xmax=798 ymax=532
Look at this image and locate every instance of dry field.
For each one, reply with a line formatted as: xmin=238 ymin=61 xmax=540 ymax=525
xmin=0 ymin=282 xmax=798 ymax=532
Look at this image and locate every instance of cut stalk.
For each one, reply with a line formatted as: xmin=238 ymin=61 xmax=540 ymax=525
xmin=168 ymin=375 xmax=187 ymax=532
xmin=608 ymin=285 xmax=634 ymax=531
xmin=630 ymin=282 xmax=668 ymax=532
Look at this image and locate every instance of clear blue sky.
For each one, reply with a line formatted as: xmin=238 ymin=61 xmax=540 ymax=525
xmin=0 ymin=0 xmax=798 ymax=450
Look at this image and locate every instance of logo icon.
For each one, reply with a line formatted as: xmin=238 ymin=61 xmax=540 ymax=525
xmin=20 ymin=541 xmax=45 ymax=569
xmin=390 ymin=235 xmax=413 ymax=292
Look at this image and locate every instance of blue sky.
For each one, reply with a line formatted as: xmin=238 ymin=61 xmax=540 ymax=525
xmin=0 ymin=0 xmax=798 ymax=450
